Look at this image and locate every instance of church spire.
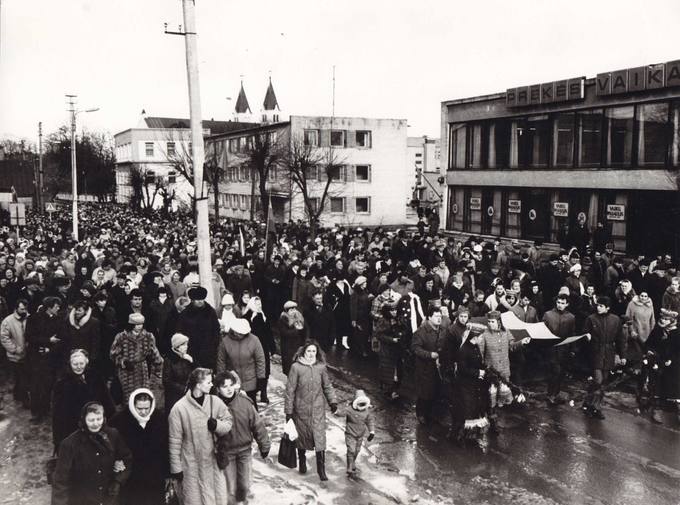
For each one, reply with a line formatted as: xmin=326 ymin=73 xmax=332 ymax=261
xmin=235 ymin=80 xmax=251 ymax=114
xmin=262 ymin=76 xmax=280 ymax=111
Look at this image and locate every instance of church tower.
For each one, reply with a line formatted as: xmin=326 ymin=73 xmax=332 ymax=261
xmin=260 ymin=76 xmax=283 ymax=123
xmin=234 ymin=80 xmax=254 ymax=123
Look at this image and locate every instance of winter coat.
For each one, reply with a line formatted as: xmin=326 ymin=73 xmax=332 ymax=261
xmin=583 ymin=312 xmax=626 ymax=371
xmin=275 ymin=313 xmax=308 ymax=375
xmin=110 ymin=329 xmax=163 ymax=401
xmin=215 ymin=330 xmax=265 ymax=392
xmin=109 ymin=390 xmax=169 ymax=505
xmin=59 ymin=308 xmax=101 ymax=364
xmin=175 ymin=303 xmax=221 ymax=369
xmin=168 ymin=392 xmax=233 ymax=505
xmin=305 ymin=304 xmax=336 ymax=351
xmin=51 ymin=370 xmax=115 ymax=450
xmin=25 ymin=309 xmax=62 ymax=368
xmin=345 ymin=406 xmax=375 ymax=440
xmin=284 ymin=356 xmax=337 ymax=451
xmin=625 ymin=296 xmax=656 ymax=343
xmin=148 ymin=298 xmax=175 ymax=354
xmin=325 ymin=281 xmax=353 ymax=337
xmin=456 ymin=339 xmax=488 ymax=422
xmin=411 ymin=321 xmax=446 ymax=400
xmin=375 ymin=316 xmax=406 ymax=386
xmin=224 ymin=266 xmax=253 ymax=300
xmin=647 ymin=325 xmax=680 ymax=400
xmin=661 ymin=287 xmax=680 ymax=314
xmin=542 ymin=308 xmax=576 ymax=362
xmin=292 ymin=276 xmax=315 ymax=313
xmin=166 ymin=280 xmax=187 ymax=301
xmin=0 ymin=312 xmax=27 ymax=362
xmin=350 ymin=287 xmax=372 ymax=327
xmin=478 ymin=328 xmax=522 ymax=381
xmin=51 ymin=426 xmax=132 ymax=505
xmin=242 ymin=309 xmax=275 ymax=379
xmin=509 ymin=304 xmax=539 ymax=324
xmin=215 ymin=392 xmax=270 ymax=456
xmin=162 ymin=350 xmax=196 ymax=415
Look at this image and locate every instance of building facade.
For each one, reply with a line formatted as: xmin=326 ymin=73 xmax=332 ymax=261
xmin=441 ymin=58 xmax=680 ymax=255
xmin=408 ymin=135 xmax=443 ymax=213
xmin=207 ymin=115 xmax=412 ymax=226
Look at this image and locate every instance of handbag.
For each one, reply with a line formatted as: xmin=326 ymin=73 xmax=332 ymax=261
xmin=277 ymin=434 xmax=297 ymax=469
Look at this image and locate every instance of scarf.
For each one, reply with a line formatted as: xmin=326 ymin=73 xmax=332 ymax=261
xmin=408 ymin=294 xmax=425 ymax=333
xmin=298 ymin=355 xmax=316 ymax=366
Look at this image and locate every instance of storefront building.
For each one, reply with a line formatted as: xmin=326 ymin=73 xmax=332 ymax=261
xmin=441 ymin=59 xmax=680 ymax=255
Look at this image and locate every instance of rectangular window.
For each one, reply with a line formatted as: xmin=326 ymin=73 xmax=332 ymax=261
xmin=577 ymin=109 xmax=603 ymax=167
xmin=168 ymin=171 xmax=176 ymax=184
xmin=330 ymin=130 xmax=345 ymax=147
xmin=308 ymin=197 xmax=320 ymax=213
xmin=167 ymin=142 xmax=176 ymax=157
xmin=355 ymin=130 xmax=372 ymax=148
xmin=329 ymin=165 xmax=346 ymax=182
xmin=267 ymin=167 xmax=276 ymax=182
xmin=229 ymin=139 xmax=238 ymax=153
xmin=448 ymin=124 xmax=467 ymax=169
xmin=304 ymin=129 xmax=319 ymax=146
xmin=240 ymin=195 xmax=247 ymax=209
xmin=355 ymin=165 xmax=371 ymax=181
xmin=330 ymin=197 xmax=345 ymax=213
xmin=637 ymin=102 xmax=669 ymax=167
xmin=605 ymin=106 xmax=634 ymax=167
xmin=355 ymin=197 xmax=371 ymax=213
xmin=145 ymin=142 xmax=154 ymax=157
xmin=517 ymin=115 xmax=550 ymax=168
xmin=488 ymin=119 xmax=511 ymax=168
xmin=467 ymin=123 xmax=489 ymax=168
xmin=144 ymin=170 xmax=155 ymax=184
xmin=415 ymin=153 xmax=423 ymax=157
xmin=304 ymin=165 xmax=318 ymax=180
xmin=553 ymin=113 xmax=575 ymax=168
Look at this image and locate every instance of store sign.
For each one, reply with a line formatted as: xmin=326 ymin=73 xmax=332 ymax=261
xmin=553 ymin=202 xmax=569 ymax=217
xmin=606 ymin=204 xmax=626 ymax=221
xmin=508 ymin=200 xmax=522 ymax=213
xmin=596 ymin=60 xmax=680 ymax=96
xmin=487 ymin=206 xmax=495 ymax=217
xmin=469 ymin=197 xmax=481 ymax=210
xmin=507 ymin=77 xmax=584 ymax=107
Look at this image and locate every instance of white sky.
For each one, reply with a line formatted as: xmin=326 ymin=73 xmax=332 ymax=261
xmin=1 ymin=0 xmax=680 ymax=143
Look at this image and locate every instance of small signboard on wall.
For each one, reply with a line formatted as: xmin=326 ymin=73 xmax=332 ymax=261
xmin=606 ymin=204 xmax=625 ymax=221
xmin=470 ymin=197 xmax=481 ymax=210
xmin=553 ymin=202 xmax=569 ymax=217
xmin=508 ymin=200 xmax=522 ymax=213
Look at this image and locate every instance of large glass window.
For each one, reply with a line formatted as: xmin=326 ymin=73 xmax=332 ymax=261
xmin=552 ymin=113 xmax=575 ymax=168
xmin=467 ymin=124 xmax=488 ymax=168
xmin=449 ymin=124 xmax=466 ymax=169
xmin=516 ymin=115 xmax=550 ymax=168
xmin=637 ymin=103 xmax=669 ymax=167
xmin=673 ymin=101 xmax=680 ymax=167
xmin=605 ymin=106 xmax=634 ymax=167
xmin=577 ymin=109 xmax=603 ymax=167
xmin=488 ymin=119 xmax=511 ymax=168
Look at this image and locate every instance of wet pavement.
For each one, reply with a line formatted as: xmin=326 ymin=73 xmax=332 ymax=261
xmin=1 ymin=352 xmax=679 ymax=505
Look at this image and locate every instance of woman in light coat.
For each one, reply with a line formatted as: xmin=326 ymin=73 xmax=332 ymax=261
xmin=284 ymin=341 xmax=337 ymax=481
xmin=168 ymin=368 xmax=233 ymax=505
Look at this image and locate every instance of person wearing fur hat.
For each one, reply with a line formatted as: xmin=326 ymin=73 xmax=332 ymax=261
xmin=162 ymin=333 xmax=196 ymax=416
xmin=220 ymin=292 xmax=237 ymax=333
xmin=216 ymin=317 xmax=266 ymax=408
xmin=647 ymin=309 xmax=680 ymax=424
xmin=58 ymin=299 xmax=102 ymax=367
xmin=109 ymin=388 xmax=169 ymax=505
xmin=342 ymin=389 xmax=375 ymax=478
xmin=175 ymin=286 xmax=221 ymax=369
xmin=275 ymin=301 xmax=309 ymax=375
xmin=110 ymin=313 xmax=163 ymax=402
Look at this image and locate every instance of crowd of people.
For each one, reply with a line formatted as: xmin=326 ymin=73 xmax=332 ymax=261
xmin=0 ymin=202 xmax=679 ymax=504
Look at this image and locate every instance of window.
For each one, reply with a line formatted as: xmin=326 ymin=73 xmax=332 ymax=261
xmin=415 ymin=152 xmax=423 ymax=157
xmin=488 ymin=119 xmax=511 ymax=168
xmin=355 ymin=165 xmax=371 ymax=181
xmin=304 ymin=165 xmax=318 ymax=180
xmin=267 ymin=167 xmax=277 ymax=181
xmin=304 ymin=129 xmax=319 ymax=146
xmin=330 ymin=197 xmax=345 ymax=213
xmin=273 ymin=114 xmax=279 ymax=122
xmin=307 ymin=197 xmax=320 ymax=214
xmin=240 ymin=195 xmax=247 ymax=209
xmin=448 ymin=124 xmax=466 ymax=169
xmin=241 ymin=166 xmax=250 ymax=181
xmin=355 ymin=130 xmax=372 ymax=148
xmin=145 ymin=142 xmax=154 ymax=157
xmin=577 ymin=109 xmax=603 ymax=167
xmin=467 ymin=123 xmax=489 ymax=168
xmin=605 ymin=106 xmax=634 ymax=167
xmin=168 ymin=171 xmax=177 ymax=184
xmin=355 ymin=197 xmax=371 ymax=213
xmin=167 ymin=142 xmax=176 ymax=157
xmin=553 ymin=113 xmax=575 ymax=168
xmin=328 ymin=165 xmax=346 ymax=182
xmin=330 ymin=130 xmax=345 ymax=147
xmin=144 ymin=170 xmax=155 ymax=184
xmin=516 ymin=115 xmax=550 ymax=168
xmin=637 ymin=103 xmax=669 ymax=167
xmin=229 ymin=139 xmax=238 ymax=153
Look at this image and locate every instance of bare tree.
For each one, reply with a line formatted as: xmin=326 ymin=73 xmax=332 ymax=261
xmin=284 ymin=135 xmax=346 ymax=238
xmin=240 ymin=130 xmax=287 ymax=220
xmin=129 ymin=164 xmax=164 ymax=212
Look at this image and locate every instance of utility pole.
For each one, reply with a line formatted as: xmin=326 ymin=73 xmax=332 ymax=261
xmin=171 ymin=0 xmax=214 ymax=302
xmin=66 ymin=94 xmax=78 ymax=241
xmin=38 ymin=121 xmax=44 ymax=210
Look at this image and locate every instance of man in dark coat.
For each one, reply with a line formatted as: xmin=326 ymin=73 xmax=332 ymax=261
xmin=110 ymin=388 xmax=169 ymax=505
xmin=582 ymin=295 xmax=626 ymax=419
xmin=305 ymin=292 xmax=336 ymax=352
xmin=58 ymin=300 xmax=102 ymax=368
xmin=542 ymin=294 xmax=576 ymax=406
xmin=411 ymin=305 xmax=446 ymax=425
xmin=175 ymin=286 xmax=221 ymax=369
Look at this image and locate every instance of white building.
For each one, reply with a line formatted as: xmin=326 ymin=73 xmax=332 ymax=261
xmin=407 ymin=136 xmax=444 ymax=212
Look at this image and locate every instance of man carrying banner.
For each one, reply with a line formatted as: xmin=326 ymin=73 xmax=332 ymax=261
xmin=542 ymin=294 xmax=576 ymax=406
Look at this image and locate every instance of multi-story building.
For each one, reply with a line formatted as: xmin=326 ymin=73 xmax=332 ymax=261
xmin=207 ymin=115 xmax=411 ymax=226
xmin=408 ymin=135 xmax=443 ymax=213
xmin=441 ymin=58 xmax=680 ymax=255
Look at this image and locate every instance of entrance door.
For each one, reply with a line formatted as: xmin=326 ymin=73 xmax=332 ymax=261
xmin=481 ymin=188 xmax=494 ymax=235
xmin=522 ymin=189 xmax=550 ymax=242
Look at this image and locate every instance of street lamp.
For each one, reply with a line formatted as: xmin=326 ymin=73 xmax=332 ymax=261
xmin=66 ymin=95 xmax=99 ymax=241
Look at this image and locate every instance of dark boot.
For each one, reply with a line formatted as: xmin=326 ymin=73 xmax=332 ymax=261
xmin=297 ymin=449 xmax=307 ymax=474
xmin=260 ymin=378 xmax=270 ymax=404
xmin=316 ymin=451 xmax=328 ymax=481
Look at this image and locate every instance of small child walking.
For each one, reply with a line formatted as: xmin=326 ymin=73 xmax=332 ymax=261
xmin=344 ymin=389 xmax=376 ymax=478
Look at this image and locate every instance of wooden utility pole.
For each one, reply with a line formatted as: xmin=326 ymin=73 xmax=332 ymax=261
xmin=38 ymin=121 xmax=44 ymax=210
xmin=66 ymin=94 xmax=79 ymax=241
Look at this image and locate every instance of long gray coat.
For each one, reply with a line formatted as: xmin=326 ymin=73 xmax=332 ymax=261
xmin=284 ymin=356 xmax=337 ymax=451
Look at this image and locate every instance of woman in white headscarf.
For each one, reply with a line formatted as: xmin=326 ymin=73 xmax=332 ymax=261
xmin=242 ymin=296 xmax=276 ymax=403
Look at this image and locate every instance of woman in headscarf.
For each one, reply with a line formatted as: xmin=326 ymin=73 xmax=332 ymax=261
xmin=275 ymin=301 xmax=308 ymax=375
xmin=162 ymin=333 xmax=196 ymax=416
xmin=242 ymin=295 xmax=276 ymax=403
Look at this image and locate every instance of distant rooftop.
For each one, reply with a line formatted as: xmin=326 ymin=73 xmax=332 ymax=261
xmin=143 ymin=116 xmax=259 ymax=134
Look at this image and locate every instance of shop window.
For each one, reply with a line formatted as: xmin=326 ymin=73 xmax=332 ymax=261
xmin=467 ymin=123 xmax=488 ymax=168
xmin=448 ymin=124 xmax=466 ymax=169
xmin=516 ymin=116 xmax=550 ymax=168
xmin=605 ymin=106 xmax=634 ymax=167
xmin=637 ymin=103 xmax=669 ymax=167
xmin=552 ymin=113 xmax=575 ymax=168
xmin=489 ymin=119 xmax=511 ymax=168
xmin=577 ymin=110 xmax=603 ymax=167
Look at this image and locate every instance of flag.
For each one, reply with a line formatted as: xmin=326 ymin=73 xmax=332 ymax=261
xmin=238 ymin=225 xmax=245 ymax=256
xmin=264 ymin=193 xmax=276 ymax=259
xmin=10 ymin=186 xmax=18 ymax=203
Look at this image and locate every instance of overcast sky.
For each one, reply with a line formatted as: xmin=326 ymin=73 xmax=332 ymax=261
xmin=1 ymin=0 xmax=679 ymax=143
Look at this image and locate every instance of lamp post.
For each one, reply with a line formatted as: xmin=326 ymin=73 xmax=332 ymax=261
xmin=66 ymin=94 xmax=98 ymax=241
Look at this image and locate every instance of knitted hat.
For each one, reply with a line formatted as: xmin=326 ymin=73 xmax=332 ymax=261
xmin=171 ymin=333 xmax=189 ymax=349
xmin=283 ymin=300 xmax=298 ymax=310
xmin=231 ymin=318 xmax=251 ymax=335
xmin=353 ymin=276 xmax=367 ymax=287
xmin=221 ymin=293 xmax=235 ymax=306
xmin=352 ymin=389 xmax=371 ymax=410
xmin=660 ymin=308 xmax=678 ymax=322
xmin=128 ymin=313 xmax=145 ymax=325
xmin=486 ymin=310 xmax=502 ymax=321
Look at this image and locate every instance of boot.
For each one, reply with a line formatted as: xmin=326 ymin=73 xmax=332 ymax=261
xmin=346 ymin=453 xmax=353 ymax=477
xmin=297 ymin=449 xmax=307 ymax=474
xmin=259 ymin=378 xmax=270 ymax=404
xmin=341 ymin=336 xmax=350 ymax=350
xmin=650 ymin=409 xmax=663 ymax=424
xmin=316 ymin=451 xmax=328 ymax=481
